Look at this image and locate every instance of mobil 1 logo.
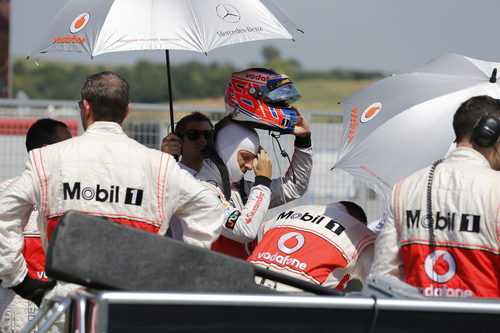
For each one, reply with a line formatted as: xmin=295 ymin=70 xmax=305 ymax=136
xmin=277 ymin=210 xmax=346 ymax=236
xmin=459 ymin=214 xmax=480 ymax=233
xmin=63 ymin=182 xmax=143 ymax=206
xmin=406 ymin=210 xmax=481 ymax=233
xmin=124 ymin=187 xmax=143 ymax=206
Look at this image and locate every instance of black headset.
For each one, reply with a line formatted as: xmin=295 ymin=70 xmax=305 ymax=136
xmin=472 ymin=115 xmax=500 ymax=147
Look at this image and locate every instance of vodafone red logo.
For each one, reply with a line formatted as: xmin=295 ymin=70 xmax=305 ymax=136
xmin=245 ymin=73 xmax=270 ymax=82
xmin=424 ymin=250 xmax=456 ymax=283
xmin=360 ymin=102 xmax=382 ymax=123
xmin=70 ymin=13 xmax=90 ymax=33
xmin=277 ymin=232 xmax=305 ymax=254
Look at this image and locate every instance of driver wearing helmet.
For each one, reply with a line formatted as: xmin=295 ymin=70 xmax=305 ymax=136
xmin=198 ymin=68 xmax=313 ymax=259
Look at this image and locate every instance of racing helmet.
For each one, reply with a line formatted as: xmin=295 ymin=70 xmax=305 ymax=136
xmin=224 ymin=68 xmax=302 ymax=132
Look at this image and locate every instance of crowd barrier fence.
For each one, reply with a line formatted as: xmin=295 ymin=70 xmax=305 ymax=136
xmin=0 ymin=99 xmax=388 ymax=222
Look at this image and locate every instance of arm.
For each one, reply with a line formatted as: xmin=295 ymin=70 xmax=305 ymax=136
xmin=220 ymin=149 xmax=272 ymax=243
xmin=255 ymin=107 xmax=312 ymax=208
xmin=0 ymin=170 xmax=37 ymax=288
xmin=267 ymin=142 xmax=312 ymax=208
xmin=167 ymin=161 xmax=224 ymax=248
xmin=353 ymin=243 xmax=375 ymax=283
xmin=220 ymin=181 xmax=271 ymax=243
xmin=369 ymin=205 xmax=404 ymax=279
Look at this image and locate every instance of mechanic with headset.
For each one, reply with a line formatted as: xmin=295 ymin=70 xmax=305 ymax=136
xmin=370 ymin=95 xmax=500 ymax=298
xmin=197 ymin=68 xmax=313 ymax=259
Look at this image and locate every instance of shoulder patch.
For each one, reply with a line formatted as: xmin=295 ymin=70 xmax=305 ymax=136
xmin=225 ymin=210 xmax=241 ymax=229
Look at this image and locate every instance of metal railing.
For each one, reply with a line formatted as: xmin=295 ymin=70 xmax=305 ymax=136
xmin=0 ymin=98 xmax=387 ymax=221
xmin=22 ymin=288 xmax=500 ymax=333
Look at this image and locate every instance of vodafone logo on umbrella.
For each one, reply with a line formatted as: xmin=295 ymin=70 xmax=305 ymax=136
xmin=69 ymin=13 xmax=90 ymax=33
xmin=360 ymin=102 xmax=382 ymax=123
xmin=277 ymin=232 xmax=305 ymax=254
xmin=424 ymin=250 xmax=456 ymax=283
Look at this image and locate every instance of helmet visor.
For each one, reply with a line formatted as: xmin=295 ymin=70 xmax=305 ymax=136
xmin=262 ymin=82 xmax=302 ymax=107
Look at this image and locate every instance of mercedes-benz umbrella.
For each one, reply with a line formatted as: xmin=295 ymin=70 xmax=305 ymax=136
xmin=332 ymin=53 xmax=500 ymax=200
xmin=28 ymin=0 xmax=302 ymax=129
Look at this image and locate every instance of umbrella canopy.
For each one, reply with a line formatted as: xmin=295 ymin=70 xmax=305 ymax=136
xmin=29 ymin=0 xmax=296 ymax=56
xmin=28 ymin=0 xmax=300 ymax=128
xmin=332 ymin=53 xmax=500 ymax=200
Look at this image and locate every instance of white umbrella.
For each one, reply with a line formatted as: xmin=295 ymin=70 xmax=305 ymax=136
xmin=332 ymin=53 xmax=500 ymax=200
xmin=28 ymin=0 xmax=301 ymax=127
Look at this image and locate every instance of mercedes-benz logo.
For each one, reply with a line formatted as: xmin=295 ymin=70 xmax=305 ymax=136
xmin=216 ymin=4 xmax=241 ymax=23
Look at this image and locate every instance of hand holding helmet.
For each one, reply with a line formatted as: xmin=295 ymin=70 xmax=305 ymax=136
xmin=253 ymin=147 xmax=272 ymax=179
xmin=291 ymin=107 xmax=311 ymax=137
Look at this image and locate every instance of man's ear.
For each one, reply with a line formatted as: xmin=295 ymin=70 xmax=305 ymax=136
xmin=82 ymin=99 xmax=92 ymax=119
xmin=125 ymin=103 xmax=131 ymax=119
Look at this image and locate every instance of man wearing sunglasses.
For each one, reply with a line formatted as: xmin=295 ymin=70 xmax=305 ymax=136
xmin=162 ymin=112 xmax=214 ymax=239
xmin=162 ymin=112 xmax=214 ymax=175
xmin=164 ymin=68 xmax=313 ymax=259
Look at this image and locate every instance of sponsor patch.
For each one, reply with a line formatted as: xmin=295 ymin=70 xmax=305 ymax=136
xmin=276 ymin=210 xmax=344 ymax=235
xmin=225 ymin=210 xmax=241 ymax=229
xmin=424 ymin=250 xmax=456 ymax=283
xmin=406 ymin=210 xmax=480 ymax=233
xmin=124 ymin=188 xmax=143 ymax=206
xmin=459 ymin=214 xmax=480 ymax=232
xmin=63 ymin=182 xmax=143 ymax=206
xmin=245 ymin=191 xmax=265 ymax=223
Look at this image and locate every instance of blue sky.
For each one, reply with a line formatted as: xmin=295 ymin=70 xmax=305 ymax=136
xmin=11 ymin=0 xmax=500 ymax=73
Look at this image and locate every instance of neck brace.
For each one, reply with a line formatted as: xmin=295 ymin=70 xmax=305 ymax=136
xmin=215 ymin=122 xmax=260 ymax=183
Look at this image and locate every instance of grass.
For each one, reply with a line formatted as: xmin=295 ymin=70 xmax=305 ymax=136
xmin=175 ymin=78 xmax=376 ymax=110
xmin=293 ymin=78 xmax=375 ymax=110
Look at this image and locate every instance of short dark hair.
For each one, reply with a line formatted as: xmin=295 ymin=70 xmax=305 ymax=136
xmin=339 ymin=201 xmax=367 ymax=225
xmin=80 ymin=71 xmax=129 ymax=123
xmin=453 ymin=95 xmax=500 ymax=143
xmin=175 ymin=111 xmax=214 ymax=136
xmin=25 ymin=118 xmax=69 ymax=152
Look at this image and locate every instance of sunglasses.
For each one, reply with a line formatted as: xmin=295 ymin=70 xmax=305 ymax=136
xmin=77 ymin=100 xmax=83 ymax=109
xmin=181 ymin=129 xmax=213 ymax=141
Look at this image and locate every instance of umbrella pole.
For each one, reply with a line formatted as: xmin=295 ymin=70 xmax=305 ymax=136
xmin=165 ymin=50 xmax=179 ymax=161
xmin=165 ymin=50 xmax=175 ymax=133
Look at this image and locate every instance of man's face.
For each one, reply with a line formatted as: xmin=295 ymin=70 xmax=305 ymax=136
xmin=237 ymin=150 xmax=257 ymax=174
xmin=180 ymin=120 xmax=213 ymax=162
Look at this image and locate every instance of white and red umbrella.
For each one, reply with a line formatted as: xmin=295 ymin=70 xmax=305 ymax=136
xmin=332 ymin=53 xmax=500 ymax=200
xmin=29 ymin=0 xmax=301 ymax=127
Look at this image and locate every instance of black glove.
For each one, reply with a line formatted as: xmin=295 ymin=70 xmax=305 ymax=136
xmin=11 ymin=275 xmax=56 ymax=306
